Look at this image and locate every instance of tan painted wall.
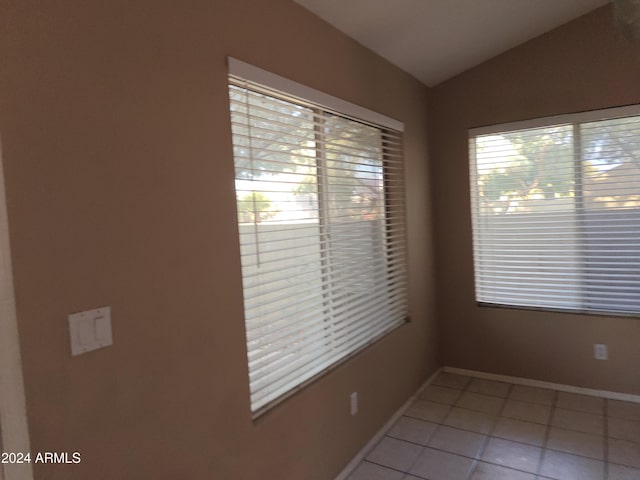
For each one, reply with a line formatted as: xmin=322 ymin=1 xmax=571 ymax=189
xmin=0 ymin=1 xmax=437 ymax=478
xmin=431 ymin=5 xmax=640 ymax=396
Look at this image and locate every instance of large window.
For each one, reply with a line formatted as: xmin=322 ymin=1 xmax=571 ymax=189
xmin=469 ymin=106 xmax=640 ymax=316
xmin=228 ymin=59 xmax=408 ymax=414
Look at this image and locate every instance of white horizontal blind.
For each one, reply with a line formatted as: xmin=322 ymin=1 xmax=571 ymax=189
xmin=228 ymin=72 xmax=408 ymax=414
xmin=469 ymin=106 xmax=640 ymax=315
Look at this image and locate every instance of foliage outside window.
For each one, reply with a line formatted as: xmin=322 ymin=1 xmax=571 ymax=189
xmin=469 ymin=107 xmax=640 ymax=315
xmin=228 ymin=65 xmax=407 ymax=414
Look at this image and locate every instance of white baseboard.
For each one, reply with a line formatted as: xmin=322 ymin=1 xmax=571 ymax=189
xmin=443 ymin=366 xmax=640 ymax=404
xmin=333 ymin=368 xmax=442 ymax=480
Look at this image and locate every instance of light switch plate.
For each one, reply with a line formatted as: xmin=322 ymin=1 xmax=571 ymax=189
xmin=69 ymin=306 xmax=112 ymax=356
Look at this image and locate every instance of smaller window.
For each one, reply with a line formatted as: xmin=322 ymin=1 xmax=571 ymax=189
xmin=469 ymin=105 xmax=640 ymax=316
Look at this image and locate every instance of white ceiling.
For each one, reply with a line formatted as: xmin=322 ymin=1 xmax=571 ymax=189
xmin=294 ymin=0 xmax=611 ymax=87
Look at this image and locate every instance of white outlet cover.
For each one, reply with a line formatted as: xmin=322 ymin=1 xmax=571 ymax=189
xmin=594 ymin=343 xmax=608 ymax=360
xmin=69 ymin=306 xmax=112 ymax=356
xmin=350 ymin=392 xmax=358 ymax=415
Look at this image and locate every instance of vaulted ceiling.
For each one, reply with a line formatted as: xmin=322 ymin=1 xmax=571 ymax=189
xmin=294 ymin=0 xmax=611 ymax=86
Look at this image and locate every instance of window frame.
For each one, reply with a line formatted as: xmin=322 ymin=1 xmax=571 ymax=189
xmin=228 ymin=58 xmax=409 ymax=416
xmin=469 ymin=104 xmax=640 ymax=318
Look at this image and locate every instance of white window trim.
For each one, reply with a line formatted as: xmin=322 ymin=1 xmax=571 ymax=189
xmin=228 ymin=57 xmax=404 ymax=133
xmin=470 ymin=104 xmax=640 ymax=136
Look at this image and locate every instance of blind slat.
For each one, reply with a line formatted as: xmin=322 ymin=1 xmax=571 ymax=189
xmin=470 ymin=109 xmax=640 ymax=316
xmin=229 ymin=71 xmax=408 ymax=414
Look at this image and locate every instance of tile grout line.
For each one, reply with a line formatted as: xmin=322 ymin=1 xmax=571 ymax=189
xmin=464 ymin=382 xmax=514 ymax=480
xmin=399 ymin=397 xmax=625 ymax=467
xmin=401 ymin=376 xmax=470 ymax=478
xmin=603 ymin=398 xmax=609 ymax=480
xmin=355 ymin=375 xmax=640 ymax=480
xmin=380 ymin=432 xmax=617 ymax=479
xmin=405 ymin=404 xmax=608 ymax=436
xmin=386 ymin=427 xmax=620 ymax=467
xmin=358 ymin=459 xmax=409 ymax=477
xmin=450 ymin=376 xmax=478 ymax=480
xmin=436 ymin=377 xmax=470 ymax=423
xmin=443 ymin=367 xmax=640 ymax=405
xmin=534 ymin=389 xmax=559 ymax=479
xmin=341 ymin=369 xmax=445 ymax=480
xmin=419 ymin=383 xmax=623 ymax=477
xmin=400 ymin=380 xmax=464 ymax=478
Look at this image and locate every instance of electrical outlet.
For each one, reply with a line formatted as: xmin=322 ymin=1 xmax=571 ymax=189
xmin=594 ymin=344 xmax=608 ymax=360
xmin=350 ymin=392 xmax=358 ymax=415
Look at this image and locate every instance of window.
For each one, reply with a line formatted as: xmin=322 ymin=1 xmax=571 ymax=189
xmin=227 ymin=59 xmax=408 ymax=414
xmin=469 ymin=105 xmax=640 ymax=316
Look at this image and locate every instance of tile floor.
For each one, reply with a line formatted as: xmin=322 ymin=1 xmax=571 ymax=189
xmin=347 ymin=372 xmax=640 ymax=480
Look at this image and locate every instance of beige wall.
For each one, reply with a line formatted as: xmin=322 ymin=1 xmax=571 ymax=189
xmin=0 ymin=1 xmax=437 ymax=478
xmin=431 ymin=5 xmax=640 ymax=396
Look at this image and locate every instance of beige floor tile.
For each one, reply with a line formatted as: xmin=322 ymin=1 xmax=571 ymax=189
xmin=608 ymin=417 xmax=640 ymax=444
xmin=365 ymin=437 xmax=423 ymax=472
xmin=557 ymin=392 xmax=604 ymax=415
xmin=420 ymin=385 xmax=461 ymax=405
xmin=443 ymin=407 xmax=495 ymax=434
xmin=609 ymin=438 xmax=640 ymax=469
xmin=608 ymin=463 xmax=640 ymax=480
xmin=470 ymin=462 xmax=536 ymax=480
xmin=480 ymin=437 xmax=542 ymax=473
xmin=347 ymin=384 xmax=640 ymax=480
xmin=409 ymin=448 xmax=475 ymax=480
xmin=609 ymin=400 xmax=640 ymax=422
xmin=428 ymin=425 xmax=486 ymax=457
xmin=492 ymin=417 xmax=547 ymax=447
xmin=433 ymin=373 xmax=472 ymax=390
xmin=468 ymin=378 xmax=511 ymax=398
xmin=552 ymin=408 xmax=604 ymax=435
xmin=539 ymin=450 xmax=605 ymax=480
xmin=547 ymin=427 xmax=604 ymax=460
xmin=348 ymin=461 xmax=405 ymax=480
xmin=509 ymin=385 xmax=556 ymax=405
xmin=388 ymin=417 xmax=438 ymax=445
xmin=456 ymin=391 xmax=504 ymax=416
xmin=405 ymin=399 xmax=451 ymax=423
xmin=501 ymin=399 xmax=552 ymax=424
